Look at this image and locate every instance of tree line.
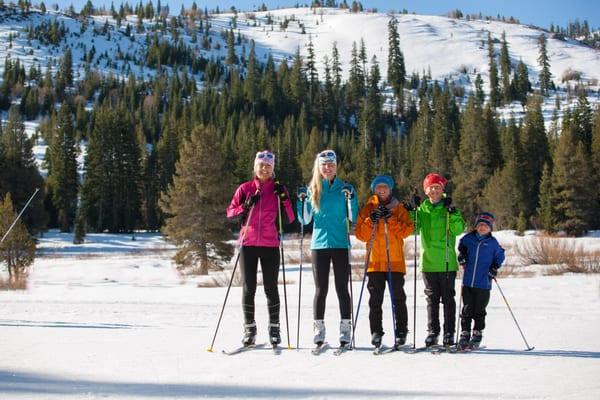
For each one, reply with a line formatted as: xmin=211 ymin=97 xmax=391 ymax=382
xmin=1 ymin=9 xmax=599 ymax=274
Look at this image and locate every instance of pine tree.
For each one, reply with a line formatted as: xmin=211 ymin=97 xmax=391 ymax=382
xmin=452 ymin=96 xmax=495 ymax=221
xmin=572 ymin=90 xmax=593 ymax=151
xmin=550 ymin=123 xmax=594 ymax=236
xmin=520 ymin=95 xmax=550 ymax=219
xmin=47 ymin=103 xmax=78 ymax=232
xmin=160 ymin=125 xmax=234 ymax=274
xmin=499 ymin=31 xmax=512 ymax=103
xmin=536 ymin=163 xmax=554 ymax=232
xmin=591 ymin=105 xmax=600 ymax=229
xmin=537 ymin=34 xmax=552 ymax=96
xmin=0 ymin=193 xmax=35 ymax=285
xmin=474 ymin=73 xmax=485 ymax=105
xmin=427 ymin=92 xmax=453 ymax=177
xmin=226 ymin=28 xmax=237 ymax=65
xmin=0 ymin=106 xmax=47 ymax=234
xmin=511 ymin=60 xmax=531 ymax=104
xmin=409 ymin=98 xmax=433 ymax=186
xmin=299 ymin=126 xmax=322 ymax=184
xmin=487 ymin=32 xmax=500 ymax=107
xmin=387 ymin=16 xmax=405 ymax=114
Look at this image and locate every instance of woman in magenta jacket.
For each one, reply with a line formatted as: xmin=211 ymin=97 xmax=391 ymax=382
xmin=226 ymin=150 xmax=295 ymax=347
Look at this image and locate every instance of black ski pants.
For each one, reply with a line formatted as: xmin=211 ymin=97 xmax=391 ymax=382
xmin=367 ymin=272 xmax=408 ymax=337
xmin=240 ymin=246 xmax=280 ymax=325
xmin=312 ymin=248 xmax=351 ymax=320
xmin=423 ymin=271 xmax=456 ymax=335
xmin=460 ymin=286 xmax=491 ymax=332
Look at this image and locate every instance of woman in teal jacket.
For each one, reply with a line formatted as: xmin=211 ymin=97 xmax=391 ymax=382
xmin=297 ymin=150 xmax=358 ymax=347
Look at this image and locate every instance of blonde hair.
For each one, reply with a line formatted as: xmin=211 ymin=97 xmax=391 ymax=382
xmin=309 ymin=156 xmax=323 ymax=211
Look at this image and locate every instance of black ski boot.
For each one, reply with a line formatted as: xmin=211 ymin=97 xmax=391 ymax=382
xmin=443 ymin=332 xmax=455 ymax=346
xmin=395 ymin=331 xmax=407 ymax=347
xmin=425 ymin=332 xmax=439 ymax=347
xmin=371 ymin=332 xmax=383 ymax=348
xmin=242 ymin=323 xmax=257 ymax=347
xmin=458 ymin=331 xmax=470 ymax=349
xmin=470 ymin=330 xmax=483 ymax=348
xmin=269 ymin=323 xmax=281 ymax=346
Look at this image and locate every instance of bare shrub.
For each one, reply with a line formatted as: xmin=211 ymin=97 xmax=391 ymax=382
xmin=0 ymin=276 xmax=28 ymax=290
xmin=561 ymin=68 xmax=582 ymax=83
xmin=196 ymin=267 xmax=295 ymax=288
xmin=516 ymin=236 xmax=600 ymax=275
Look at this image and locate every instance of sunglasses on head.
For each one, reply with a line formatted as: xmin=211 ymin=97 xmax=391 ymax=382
xmin=256 ymin=152 xmax=274 ymax=160
xmin=318 ymin=150 xmax=336 ymax=163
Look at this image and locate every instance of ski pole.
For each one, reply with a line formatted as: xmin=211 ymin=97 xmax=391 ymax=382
xmin=412 ymin=193 xmax=420 ymax=350
xmin=0 ymin=188 xmax=40 ymax=245
xmin=207 ymin=204 xmax=255 ymax=352
xmin=493 ymin=277 xmax=535 ymax=351
xmin=278 ymin=198 xmax=292 ymax=350
xmin=383 ymin=218 xmax=398 ymax=344
xmin=343 ymin=187 xmax=355 ymax=349
xmin=351 ymin=220 xmax=378 ymax=347
xmin=455 ymin=283 xmax=463 ymax=345
xmin=296 ymin=195 xmax=305 ymax=350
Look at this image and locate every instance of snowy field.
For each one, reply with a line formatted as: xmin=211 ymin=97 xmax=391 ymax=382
xmin=1 ymin=231 xmax=599 ymax=399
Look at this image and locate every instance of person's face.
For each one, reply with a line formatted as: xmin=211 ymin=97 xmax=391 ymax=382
xmin=425 ymin=183 xmax=444 ymax=203
xmin=375 ymin=184 xmax=390 ymax=202
xmin=476 ymin=222 xmax=492 ymax=235
xmin=255 ymin=162 xmax=273 ymax=181
xmin=319 ymin=162 xmax=337 ymax=181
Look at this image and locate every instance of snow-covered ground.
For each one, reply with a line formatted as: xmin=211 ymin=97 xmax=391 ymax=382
xmin=1 ymin=231 xmax=599 ymax=399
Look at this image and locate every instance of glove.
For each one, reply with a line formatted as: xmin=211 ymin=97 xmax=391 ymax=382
xmin=412 ymin=194 xmax=422 ymax=207
xmin=442 ymin=196 xmax=456 ymax=213
xmin=402 ymin=201 xmax=414 ymax=212
xmin=244 ymin=191 xmax=260 ymax=210
xmin=273 ymin=181 xmax=288 ymax=201
xmin=377 ymin=204 xmax=392 ymax=220
xmin=458 ymin=253 xmax=467 ymax=267
xmin=370 ymin=210 xmax=381 ymax=224
xmin=341 ymin=183 xmax=354 ymax=199
xmin=297 ymin=186 xmax=308 ymax=200
xmin=488 ymin=264 xmax=499 ymax=278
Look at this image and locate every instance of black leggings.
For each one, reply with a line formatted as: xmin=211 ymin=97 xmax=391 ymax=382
xmin=460 ymin=286 xmax=491 ymax=332
xmin=240 ymin=246 xmax=280 ymax=325
xmin=312 ymin=249 xmax=351 ymax=320
xmin=367 ymin=272 xmax=408 ymax=336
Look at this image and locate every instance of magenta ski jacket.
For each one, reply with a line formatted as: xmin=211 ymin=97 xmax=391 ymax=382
xmin=227 ymin=178 xmax=295 ymax=248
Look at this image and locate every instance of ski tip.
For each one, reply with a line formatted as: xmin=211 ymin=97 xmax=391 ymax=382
xmin=206 ymin=347 xmax=214 ymax=353
xmin=526 ymin=346 xmax=535 ymax=351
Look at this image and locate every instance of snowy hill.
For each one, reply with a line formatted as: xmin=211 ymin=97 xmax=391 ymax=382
xmin=1 ymin=7 xmax=599 ymax=91
xmin=1 ymin=231 xmax=599 ymax=399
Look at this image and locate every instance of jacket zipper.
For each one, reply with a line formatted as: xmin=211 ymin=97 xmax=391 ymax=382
xmin=471 ymin=237 xmax=489 ymax=287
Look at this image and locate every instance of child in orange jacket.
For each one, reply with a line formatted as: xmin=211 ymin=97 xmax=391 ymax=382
xmin=355 ymin=175 xmax=414 ymax=348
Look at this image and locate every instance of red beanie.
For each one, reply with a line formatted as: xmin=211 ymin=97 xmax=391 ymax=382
xmin=423 ymin=173 xmax=447 ymax=191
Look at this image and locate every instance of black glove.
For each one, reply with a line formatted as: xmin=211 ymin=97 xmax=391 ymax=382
xmin=297 ymin=186 xmax=308 ymax=200
xmin=488 ymin=264 xmax=499 ymax=278
xmin=403 ymin=201 xmax=414 ymax=212
xmin=458 ymin=252 xmax=467 ymax=267
xmin=442 ymin=196 xmax=456 ymax=213
xmin=412 ymin=194 xmax=422 ymax=207
xmin=273 ymin=181 xmax=288 ymax=201
xmin=378 ymin=204 xmax=392 ymax=220
xmin=370 ymin=210 xmax=381 ymax=224
xmin=244 ymin=191 xmax=260 ymax=210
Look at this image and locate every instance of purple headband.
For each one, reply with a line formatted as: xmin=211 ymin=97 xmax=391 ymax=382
xmin=254 ymin=150 xmax=275 ymax=168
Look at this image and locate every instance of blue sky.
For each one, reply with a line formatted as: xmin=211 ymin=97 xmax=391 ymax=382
xmin=58 ymin=1 xmax=599 ymax=29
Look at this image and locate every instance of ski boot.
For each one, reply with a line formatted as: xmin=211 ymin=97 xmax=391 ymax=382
xmin=458 ymin=330 xmax=471 ymax=350
xmin=339 ymin=319 xmax=352 ymax=347
xmin=470 ymin=330 xmax=483 ymax=349
xmin=242 ymin=322 xmax=257 ymax=347
xmin=395 ymin=331 xmax=407 ymax=347
xmin=268 ymin=323 xmax=281 ymax=346
xmin=443 ymin=332 xmax=455 ymax=346
xmin=313 ymin=320 xmax=326 ymax=345
xmin=371 ymin=332 xmax=383 ymax=348
xmin=425 ymin=332 xmax=439 ymax=347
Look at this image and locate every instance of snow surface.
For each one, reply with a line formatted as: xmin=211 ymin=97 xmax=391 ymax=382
xmin=1 ymin=231 xmax=599 ymax=399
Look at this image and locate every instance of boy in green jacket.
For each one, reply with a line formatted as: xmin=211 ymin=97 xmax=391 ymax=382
xmin=407 ymin=173 xmax=466 ymax=347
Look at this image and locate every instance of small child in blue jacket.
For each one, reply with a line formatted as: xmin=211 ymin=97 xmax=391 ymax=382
xmin=457 ymin=212 xmax=505 ymax=349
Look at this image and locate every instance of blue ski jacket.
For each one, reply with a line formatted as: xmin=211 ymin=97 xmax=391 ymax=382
xmin=458 ymin=231 xmax=505 ymax=290
xmin=297 ymin=177 xmax=358 ymax=250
